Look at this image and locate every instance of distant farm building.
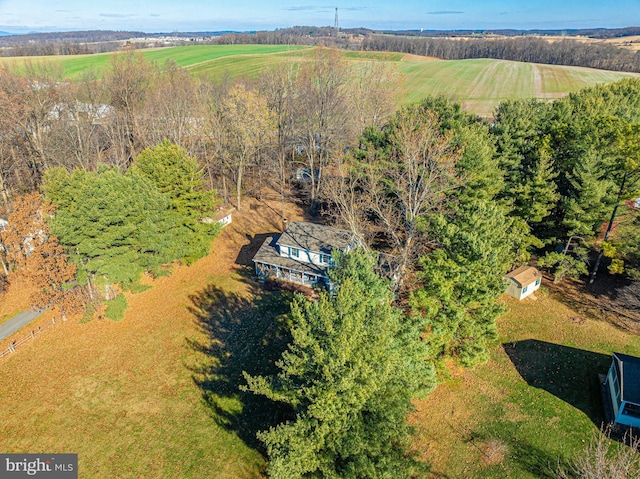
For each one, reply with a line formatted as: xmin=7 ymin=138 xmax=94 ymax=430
xmin=504 ymin=266 xmax=542 ymax=300
xmin=252 ymin=221 xmax=356 ymax=290
xmin=604 ymin=352 xmax=640 ymax=429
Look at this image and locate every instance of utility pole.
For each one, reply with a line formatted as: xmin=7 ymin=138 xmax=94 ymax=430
xmin=334 ymin=7 xmax=339 ymax=34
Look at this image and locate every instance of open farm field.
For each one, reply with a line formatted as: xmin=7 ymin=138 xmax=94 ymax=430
xmin=187 ymin=48 xmax=640 ymax=117
xmin=0 ymin=44 xmax=637 ymax=116
xmin=0 ymin=44 xmax=309 ymax=79
xmin=398 ymin=58 xmax=640 ymax=117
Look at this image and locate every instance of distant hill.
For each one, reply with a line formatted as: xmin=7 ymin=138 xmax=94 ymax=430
xmin=0 ymin=30 xmax=146 ymax=45
xmin=0 ymin=32 xmax=13 ymax=37
xmin=377 ymin=26 xmax=640 ymax=39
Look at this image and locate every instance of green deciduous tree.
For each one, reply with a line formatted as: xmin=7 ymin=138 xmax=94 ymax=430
xmin=131 ymin=140 xmax=220 ymax=263
xmin=244 ymin=250 xmax=434 ymax=479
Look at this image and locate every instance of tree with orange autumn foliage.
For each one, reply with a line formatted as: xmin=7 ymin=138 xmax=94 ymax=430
xmin=0 ymin=192 xmax=84 ymax=317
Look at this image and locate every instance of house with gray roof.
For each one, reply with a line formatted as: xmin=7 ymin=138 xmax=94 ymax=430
xmin=252 ymin=221 xmax=357 ymax=289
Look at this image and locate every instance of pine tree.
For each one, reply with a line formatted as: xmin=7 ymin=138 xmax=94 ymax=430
xmin=131 ymin=140 xmax=220 ymax=263
xmin=244 ymin=251 xmax=434 ymax=479
xmin=43 ymin=167 xmax=176 ymax=297
xmin=562 ymin=148 xmax=615 ymax=237
xmin=412 ymin=200 xmax=516 ymax=366
xmin=512 ymin=137 xmax=560 ymax=229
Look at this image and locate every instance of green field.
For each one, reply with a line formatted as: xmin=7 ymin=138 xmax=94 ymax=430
xmin=0 ymin=44 xmax=309 ymax=79
xmin=1 ymin=45 xmax=637 ymax=116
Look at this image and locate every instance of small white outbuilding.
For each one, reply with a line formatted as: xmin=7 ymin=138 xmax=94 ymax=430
xmin=504 ymin=266 xmax=542 ymax=300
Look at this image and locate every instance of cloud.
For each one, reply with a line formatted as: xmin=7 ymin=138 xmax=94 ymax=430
xmin=99 ymin=13 xmax=138 ymax=19
xmin=427 ymin=11 xmax=464 ymax=15
xmin=286 ymin=6 xmax=326 ymax=12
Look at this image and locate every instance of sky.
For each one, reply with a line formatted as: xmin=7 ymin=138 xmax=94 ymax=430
xmin=0 ymin=0 xmax=638 ymax=34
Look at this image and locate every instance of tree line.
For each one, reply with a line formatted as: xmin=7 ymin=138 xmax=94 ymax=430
xmin=6 ymin=27 xmax=640 ymax=74
xmin=362 ymin=35 xmax=640 ymax=72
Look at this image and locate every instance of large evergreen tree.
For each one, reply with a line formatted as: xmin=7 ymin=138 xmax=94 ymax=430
xmin=131 ymin=140 xmax=220 ymax=263
xmin=412 ymin=200 xmax=517 ymax=366
xmin=43 ymin=167 xmax=176 ymax=297
xmin=244 ymin=251 xmax=434 ymax=479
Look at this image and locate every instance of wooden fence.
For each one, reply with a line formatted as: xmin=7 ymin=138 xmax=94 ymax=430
xmin=0 ymin=316 xmax=58 ymax=359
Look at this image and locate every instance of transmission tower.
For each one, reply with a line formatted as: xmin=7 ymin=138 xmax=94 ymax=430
xmin=334 ymin=7 xmax=339 ymax=33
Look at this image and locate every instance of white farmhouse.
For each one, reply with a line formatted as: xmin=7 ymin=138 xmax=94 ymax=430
xmin=252 ymin=221 xmax=356 ymax=289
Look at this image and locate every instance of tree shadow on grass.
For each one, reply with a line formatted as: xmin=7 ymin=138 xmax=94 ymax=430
xmin=504 ymin=339 xmax=610 ymax=427
xmin=187 ymin=280 xmax=295 ymax=450
xmin=508 ymin=438 xmax=561 ymax=478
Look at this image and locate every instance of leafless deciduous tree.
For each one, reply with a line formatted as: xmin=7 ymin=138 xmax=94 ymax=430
xmin=102 ymin=51 xmax=153 ymax=167
xmin=556 ymin=427 xmax=640 ymax=479
xmin=260 ymin=62 xmax=298 ymax=225
xmin=294 ymin=48 xmax=353 ymax=213
xmin=138 ymin=60 xmax=204 ymax=154
xmin=360 ymin=107 xmax=462 ymax=287
xmin=212 ymin=83 xmax=275 ymax=210
xmin=349 ymin=60 xmax=402 ymax=135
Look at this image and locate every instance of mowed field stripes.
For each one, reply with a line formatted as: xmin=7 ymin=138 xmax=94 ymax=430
xmin=0 ymin=44 xmax=638 ymax=117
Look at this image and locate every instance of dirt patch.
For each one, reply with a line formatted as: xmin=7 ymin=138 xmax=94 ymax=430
xmin=401 ymin=53 xmax=440 ymax=62
xmin=544 ymin=273 xmax=640 ymax=334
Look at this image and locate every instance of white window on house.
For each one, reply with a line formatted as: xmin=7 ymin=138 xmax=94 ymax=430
xmin=290 ymin=247 xmax=300 ymax=258
xmin=535 ymin=278 xmax=541 ymax=286
xmin=522 ymin=285 xmax=528 ymax=294
xmin=319 ymin=253 xmax=331 ymax=264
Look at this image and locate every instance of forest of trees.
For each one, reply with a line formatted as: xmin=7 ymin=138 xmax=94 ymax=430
xmin=1 ymin=46 xmax=640 ymax=476
xmin=362 ymin=35 xmax=640 ymax=72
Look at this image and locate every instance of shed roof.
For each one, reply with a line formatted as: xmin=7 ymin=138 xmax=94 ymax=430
xmin=277 ymin=221 xmax=353 ymax=254
xmin=613 ymin=352 xmax=640 ymax=405
xmin=505 ymin=266 xmax=542 ymax=288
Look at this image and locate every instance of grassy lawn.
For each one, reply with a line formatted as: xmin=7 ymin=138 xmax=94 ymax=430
xmin=412 ymin=284 xmax=640 ymax=478
xmin=0 ymin=197 xmax=307 ymax=478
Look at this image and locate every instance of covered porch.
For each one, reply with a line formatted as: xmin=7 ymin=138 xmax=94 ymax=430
xmin=255 ymin=261 xmax=326 ymax=288
xmin=252 ymin=235 xmax=331 ymax=289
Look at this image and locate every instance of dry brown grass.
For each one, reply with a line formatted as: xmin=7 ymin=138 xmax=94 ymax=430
xmin=0 ymin=195 xmax=306 ymax=478
xmin=401 ymin=53 xmax=440 ymax=62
